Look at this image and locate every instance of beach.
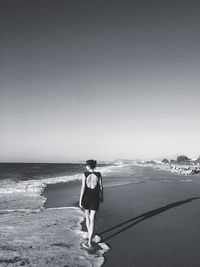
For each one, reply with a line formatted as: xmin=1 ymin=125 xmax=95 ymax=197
xmin=1 ymin=163 xmax=200 ymax=266
xmin=0 ymin=163 xmax=111 ymax=267
xmin=44 ymin=165 xmax=200 ymax=267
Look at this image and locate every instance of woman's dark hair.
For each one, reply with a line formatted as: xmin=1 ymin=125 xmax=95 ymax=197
xmin=86 ymin=159 xmax=97 ymax=169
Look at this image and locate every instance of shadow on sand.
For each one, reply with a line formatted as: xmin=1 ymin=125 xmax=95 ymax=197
xmin=99 ymin=197 xmax=200 ymax=242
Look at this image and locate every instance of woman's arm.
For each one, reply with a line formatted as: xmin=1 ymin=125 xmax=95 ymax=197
xmin=99 ymin=174 xmax=104 ymax=203
xmin=79 ymin=175 xmax=85 ymax=208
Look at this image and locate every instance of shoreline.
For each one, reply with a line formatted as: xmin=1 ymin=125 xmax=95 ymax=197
xmin=0 ymin=165 xmax=114 ymax=267
xmin=1 ymin=163 xmax=200 ymax=266
xmin=44 ymin=166 xmax=200 ymax=267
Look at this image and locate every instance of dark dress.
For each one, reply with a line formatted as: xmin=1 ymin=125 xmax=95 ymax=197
xmin=82 ymin=172 xmax=101 ymax=211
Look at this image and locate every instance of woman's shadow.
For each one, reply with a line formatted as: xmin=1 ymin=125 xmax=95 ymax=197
xmin=99 ymin=197 xmax=199 ymax=242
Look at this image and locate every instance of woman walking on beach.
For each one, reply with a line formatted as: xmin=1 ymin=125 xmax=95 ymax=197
xmin=79 ymin=159 xmax=104 ymax=249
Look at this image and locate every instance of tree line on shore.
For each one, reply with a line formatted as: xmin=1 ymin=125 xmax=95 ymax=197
xmin=162 ymin=155 xmax=200 ymax=165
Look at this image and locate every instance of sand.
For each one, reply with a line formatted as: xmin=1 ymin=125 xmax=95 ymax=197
xmin=99 ymin=179 xmax=200 ymax=267
xmin=0 ymin=206 xmax=110 ymax=267
xmin=44 ymin=166 xmax=200 ymax=267
xmin=0 ymin=177 xmax=109 ymax=267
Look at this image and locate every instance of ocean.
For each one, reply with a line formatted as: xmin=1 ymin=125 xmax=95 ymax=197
xmin=0 ymin=162 xmax=114 ymax=208
xmin=0 ymin=162 xmax=102 ymax=181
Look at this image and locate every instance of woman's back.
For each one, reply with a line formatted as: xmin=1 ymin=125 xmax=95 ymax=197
xmin=85 ymin=172 xmax=99 ymax=189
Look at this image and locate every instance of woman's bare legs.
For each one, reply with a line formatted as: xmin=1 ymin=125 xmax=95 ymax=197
xmin=88 ymin=210 xmax=96 ymax=247
xmin=84 ymin=209 xmax=96 ymax=247
xmin=85 ymin=210 xmax=90 ymax=236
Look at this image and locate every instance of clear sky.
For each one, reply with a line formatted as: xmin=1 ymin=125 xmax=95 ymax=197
xmin=1 ymin=0 xmax=200 ymax=162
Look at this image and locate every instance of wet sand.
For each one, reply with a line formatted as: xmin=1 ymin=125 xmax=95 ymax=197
xmin=44 ymin=167 xmax=200 ymax=267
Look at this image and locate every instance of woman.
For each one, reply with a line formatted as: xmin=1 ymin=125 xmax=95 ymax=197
xmin=79 ymin=159 xmax=104 ymax=249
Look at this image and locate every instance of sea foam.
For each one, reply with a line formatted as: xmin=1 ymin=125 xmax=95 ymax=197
xmin=0 ymin=164 xmax=116 ymax=266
